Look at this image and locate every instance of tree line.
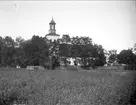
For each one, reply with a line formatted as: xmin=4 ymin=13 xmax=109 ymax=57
xmin=0 ymin=35 xmax=136 ymax=70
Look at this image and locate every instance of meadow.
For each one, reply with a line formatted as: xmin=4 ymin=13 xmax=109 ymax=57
xmin=0 ymin=68 xmax=136 ymax=105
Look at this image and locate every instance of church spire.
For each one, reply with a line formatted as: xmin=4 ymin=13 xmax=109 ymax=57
xmin=49 ymin=17 xmax=56 ymax=34
xmin=46 ymin=17 xmax=60 ymax=41
xmin=52 ymin=16 xmax=53 ymax=21
xmin=50 ymin=17 xmax=55 ymax=24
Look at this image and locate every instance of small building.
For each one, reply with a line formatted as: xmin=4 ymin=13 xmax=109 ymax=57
xmin=45 ymin=18 xmax=60 ymax=41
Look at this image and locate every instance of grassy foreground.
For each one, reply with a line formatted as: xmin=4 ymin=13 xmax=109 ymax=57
xmin=0 ymin=68 xmax=136 ymax=105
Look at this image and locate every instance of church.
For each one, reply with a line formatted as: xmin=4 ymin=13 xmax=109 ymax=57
xmin=45 ymin=18 xmax=60 ymax=41
xmin=45 ymin=18 xmax=76 ymax=66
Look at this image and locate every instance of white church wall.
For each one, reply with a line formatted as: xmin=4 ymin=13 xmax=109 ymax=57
xmin=46 ymin=35 xmax=60 ymax=41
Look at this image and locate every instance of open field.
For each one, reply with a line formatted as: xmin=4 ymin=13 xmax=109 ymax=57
xmin=0 ymin=68 xmax=136 ymax=105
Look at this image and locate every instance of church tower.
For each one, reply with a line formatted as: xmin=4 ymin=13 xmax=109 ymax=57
xmin=46 ymin=17 xmax=60 ymax=41
xmin=49 ymin=17 xmax=56 ymax=34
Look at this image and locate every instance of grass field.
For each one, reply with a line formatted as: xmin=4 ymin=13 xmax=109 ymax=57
xmin=0 ymin=68 xmax=136 ymax=105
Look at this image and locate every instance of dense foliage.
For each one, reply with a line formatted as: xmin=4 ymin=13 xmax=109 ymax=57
xmin=117 ymin=49 xmax=136 ymax=70
xmin=59 ymin=36 xmax=106 ymax=68
xmin=0 ymin=35 xmax=49 ymax=68
xmin=0 ymin=35 xmax=136 ymax=70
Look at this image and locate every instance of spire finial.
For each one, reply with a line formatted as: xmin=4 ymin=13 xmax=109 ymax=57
xmin=52 ymin=16 xmax=53 ymax=20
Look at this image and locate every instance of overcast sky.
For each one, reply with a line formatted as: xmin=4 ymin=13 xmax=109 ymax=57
xmin=0 ymin=1 xmax=136 ymax=53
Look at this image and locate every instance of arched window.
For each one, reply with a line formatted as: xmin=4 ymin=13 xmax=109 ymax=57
xmin=51 ymin=25 xmax=54 ymax=29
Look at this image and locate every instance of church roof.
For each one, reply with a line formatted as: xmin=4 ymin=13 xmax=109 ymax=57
xmin=49 ymin=18 xmax=56 ymax=24
xmin=46 ymin=33 xmax=60 ymax=36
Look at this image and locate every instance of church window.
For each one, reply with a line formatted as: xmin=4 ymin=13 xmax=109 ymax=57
xmin=52 ymin=25 xmax=54 ymax=29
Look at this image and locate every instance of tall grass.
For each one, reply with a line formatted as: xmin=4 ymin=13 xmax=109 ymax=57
xmin=0 ymin=69 xmax=135 ymax=105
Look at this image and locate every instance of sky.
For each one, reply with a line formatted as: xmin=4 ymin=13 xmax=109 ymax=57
xmin=0 ymin=1 xmax=136 ymax=53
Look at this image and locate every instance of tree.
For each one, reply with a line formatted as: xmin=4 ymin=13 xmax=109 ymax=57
xmin=117 ymin=49 xmax=135 ymax=65
xmin=70 ymin=36 xmax=92 ymax=57
xmin=15 ymin=36 xmax=24 ymax=48
xmin=92 ymin=44 xmax=106 ymax=67
xmin=0 ymin=37 xmax=5 ymax=66
xmin=60 ymin=35 xmax=71 ymax=66
xmin=66 ymin=36 xmax=106 ymax=69
xmin=70 ymin=36 xmax=93 ymax=68
xmin=117 ymin=49 xmax=136 ymax=70
xmin=132 ymin=43 xmax=136 ymax=54
xmin=108 ymin=50 xmax=117 ymax=64
xmin=71 ymin=36 xmax=92 ymax=45
xmin=0 ymin=36 xmax=16 ymax=67
xmin=21 ymin=35 xmax=49 ymax=67
xmin=61 ymin=34 xmax=71 ymax=44
xmin=59 ymin=43 xmax=71 ymax=57
xmin=4 ymin=36 xmax=15 ymax=48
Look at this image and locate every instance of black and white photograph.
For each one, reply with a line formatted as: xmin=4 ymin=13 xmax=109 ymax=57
xmin=0 ymin=1 xmax=136 ymax=105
